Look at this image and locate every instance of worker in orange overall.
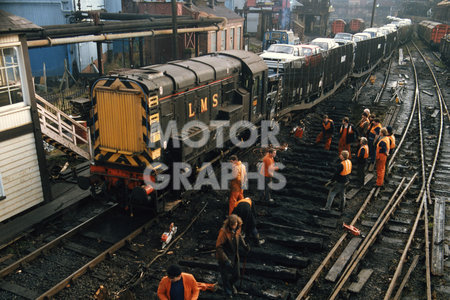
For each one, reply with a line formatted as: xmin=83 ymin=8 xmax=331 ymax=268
xmin=367 ymin=117 xmax=382 ymax=171
xmin=375 ymin=128 xmax=391 ymax=187
xmin=338 ymin=117 xmax=357 ymax=158
xmin=356 ymin=137 xmax=369 ymax=186
xmin=323 ymin=150 xmax=352 ymax=211
xmin=157 ymin=264 xmax=217 ymax=300
xmin=291 ymin=120 xmax=305 ymax=141
xmin=260 ymin=149 xmax=278 ymax=202
xmin=228 ymin=155 xmax=247 ymax=215
xmin=387 ymin=126 xmax=396 ymax=150
xmin=315 ymin=114 xmax=334 ymax=150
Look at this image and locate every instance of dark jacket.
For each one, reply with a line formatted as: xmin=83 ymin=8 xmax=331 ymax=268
xmin=231 ymin=199 xmax=256 ymax=237
xmin=216 ymin=226 xmax=248 ymax=266
xmin=339 ymin=123 xmax=358 ymax=144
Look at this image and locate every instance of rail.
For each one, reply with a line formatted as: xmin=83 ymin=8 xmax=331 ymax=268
xmin=35 ymin=94 xmax=92 ymax=161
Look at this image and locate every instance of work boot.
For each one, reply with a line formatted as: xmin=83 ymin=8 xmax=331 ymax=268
xmin=232 ymin=285 xmax=238 ymax=295
xmin=368 ymin=163 xmax=374 ymax=172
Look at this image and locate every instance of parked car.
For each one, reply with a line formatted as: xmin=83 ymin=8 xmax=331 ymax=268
xmin=363 ymin=28 xmax=383 ymax=38
xmin=353 ymin=32 xmax=372 ymax=42
xmin=298 ymin=44 xmax=322 ymax=56
xmin=309 ymin=38 xmax=339 ymax=51
xmin=333 ymin=32 xmax=356 ymax=47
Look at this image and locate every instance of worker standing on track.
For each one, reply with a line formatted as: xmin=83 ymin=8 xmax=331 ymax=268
xmin=323 ymin=150 xmax=352 ymax=211
xmin=315 ymin=114 xmax=334 ymax=150
xmin=356 ymin=137 xmax=369 ymax=186
xmin=228 ymin=155 xmax=247 ymax=215
xmin=387 ymin=126 xmax=396 ymax=150
xmin=216 ymin=214 xmax=250 ymax=299
xmin=367 ymin=118 xmax=382 ymax=171
xmin=357 ymin=111 xmax=370 ymax=137
xmin=231 ymin=197 xmax=265 ymax=246
xmin=376 ymin=128 xmax=390 ymax=187
xmin=260 ymin=149 xmax=278 ymax=202
xmin=157 ymin=264 xmax=199 ymax=300
xmin=338 ymin=117 xmax=357 ymax=158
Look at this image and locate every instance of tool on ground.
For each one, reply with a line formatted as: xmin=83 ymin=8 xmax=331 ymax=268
xmin=343 ymin=223 xmax=361 ymax=236
xmin=240 ymin=254 xmax=248 ymax=288
xmin=161 ymin=223 xmax=177 ymax=249
xmin=324 ymin=180 xmax=334 ymax=187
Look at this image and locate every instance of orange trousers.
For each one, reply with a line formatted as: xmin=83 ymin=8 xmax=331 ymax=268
xmin=229 ymin=180 xmax=244 ymax=215
xmin=316 ymin=132 xmax=332 ymax=150
xmin=197 ymin=282 xmax=216 ymax=291
xmin=338 ymin=138 xmax=351 ymax=158
xmin=376 ymin=154 xmax=387 ymax=186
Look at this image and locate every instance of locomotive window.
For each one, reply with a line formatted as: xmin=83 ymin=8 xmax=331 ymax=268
xmin=0 ymin=172 xmax=5 ymax=201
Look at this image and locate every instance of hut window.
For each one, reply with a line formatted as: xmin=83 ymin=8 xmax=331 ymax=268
xmin=0 ymin=173 xmax=5 ymax=201
xmin=0 ymin=46 xmax=24 ymax=107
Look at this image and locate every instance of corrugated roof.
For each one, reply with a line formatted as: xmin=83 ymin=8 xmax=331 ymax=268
xmin=192 ymin=5 xmax=244 ymax=21
xmin=0 ymin=10 xmax=42 ymax=34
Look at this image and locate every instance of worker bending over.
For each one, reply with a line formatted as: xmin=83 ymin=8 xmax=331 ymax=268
xmin=157 ymin=264 xmax=199 ymax=300
xmin=231 ymin=197 xmax=264 ymax=246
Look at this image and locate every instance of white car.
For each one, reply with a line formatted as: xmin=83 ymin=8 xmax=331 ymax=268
xmin=353 ymin=33 xmax=372 ymax=42
xmin=333 ymin=33 xmax=356 ymax=47
xmin=363 ymin=28 xmax=383 ymax=38
xmin=260 ymin=44 xmax=304 ymax=70
xmin=309 ymin=38 xmax=339 ymax=51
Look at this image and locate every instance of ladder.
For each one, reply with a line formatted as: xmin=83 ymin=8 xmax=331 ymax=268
xmin=35 ymin=94 xmax=92 ymax=161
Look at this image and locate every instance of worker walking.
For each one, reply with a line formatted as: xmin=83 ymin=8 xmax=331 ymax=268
xmin=229 ymin=155 xmax=247 ymax=215
xmin=216 ymin=214 xmax=250 ymax=298
xmin=157 ymin=264 xmax=199 ymax=300
xmin=356 ymin=137 xmax=369 ymax=186
xmin=367 ymin=118 xmax=382 ymax=171
xmin=376 ymin=128 xmax=390 ymax=187
xmin=323 ymin=150 xmax=352 ymax=211
xmin=231 ymin=197 xmax=264 ymax=246
xmin=315 ymin=114 xmax=334 ymax=150
xmin=338 ymin=117 xmax=357 ymax=158
xmin=260 ymin=149 xmax=278 ymax=202
xmin=387 ymin=126 xmax=396 ymax=150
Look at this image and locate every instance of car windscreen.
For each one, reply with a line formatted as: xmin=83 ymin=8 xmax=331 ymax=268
xmin=267 ymin=45 xmax=294 ymax=54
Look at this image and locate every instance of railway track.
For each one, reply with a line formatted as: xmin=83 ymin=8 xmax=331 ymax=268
xmin=296 ymin=41 xmax=448 ymax=299
xmin=0 ymin=203 xmax=158 ymax=299
xmin=0 ymin=43 xmax=444 ymax=300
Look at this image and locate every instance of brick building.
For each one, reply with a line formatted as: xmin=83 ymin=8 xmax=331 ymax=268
xmin=123 ymin=0 xmax=244 ymax=64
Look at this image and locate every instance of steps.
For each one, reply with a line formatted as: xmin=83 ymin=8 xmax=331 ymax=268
xmin=35 ymin=94 xmax=92 ymax=161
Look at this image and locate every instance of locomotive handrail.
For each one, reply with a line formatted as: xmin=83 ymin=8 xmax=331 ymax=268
xmin=35 ymin=94 xmax=92 ymax=161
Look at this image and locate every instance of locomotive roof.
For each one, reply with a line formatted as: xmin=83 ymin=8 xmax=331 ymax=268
xmin=104 ymin=51 xmax=265 ymax=98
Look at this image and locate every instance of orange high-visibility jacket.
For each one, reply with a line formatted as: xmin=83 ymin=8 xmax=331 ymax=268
xmin=157 ymin=273 xmax=199 ymax=300
xmin=376 ymin=136 xmax=391 ymax=159
xmin=358 ymin=145 xmax=369 ymax=159
xmin=388 ymin=135 xmax=396 ymax=149
xmin=340 ymin=159 xmax=352 ymax=176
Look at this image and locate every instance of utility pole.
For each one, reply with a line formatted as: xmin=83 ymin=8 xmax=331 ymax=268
xmin=370 ymin=0 xmax=377 ymax=27
xmin=171 ymin=0 xmax=178 ymax=60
